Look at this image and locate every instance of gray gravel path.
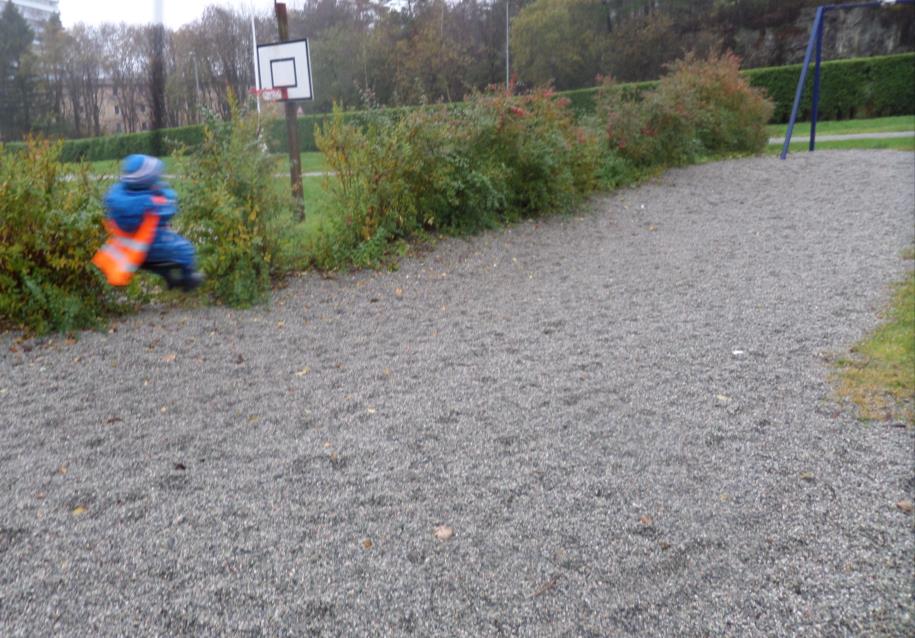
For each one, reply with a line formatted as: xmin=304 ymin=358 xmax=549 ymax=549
xmin=2 ymin=150 xmax=913 ymax=636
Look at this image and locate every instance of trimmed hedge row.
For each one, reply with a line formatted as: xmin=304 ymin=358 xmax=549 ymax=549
xmin=744 ymin=52 xmax=915 ymax=122
xmin=5 ymin=53 xmax=912 ymax=161
xmin=563 ymin=53 xmax=915 ymax=123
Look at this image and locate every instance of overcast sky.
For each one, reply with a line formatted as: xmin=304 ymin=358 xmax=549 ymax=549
xmin=58 ymin=0 xmax=276 ymax=29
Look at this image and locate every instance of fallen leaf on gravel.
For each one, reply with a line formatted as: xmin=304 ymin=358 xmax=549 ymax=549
xmin=532 ymin=574 xmax=560 ymax=597
xmin=162 ymin=353 xmax=176 ymax=363
xmin=276 ymin=321 xmax=285 ymax=328
xmin=896 ymin=500 xmax=913 ymax=514
xmin=65 ymin=338 xmax=76 ymax=346
xmin=434 ymin=525 xmax=454 ymax=541
xmin=639 ymin=514 xmax=654 ymax=526
xmin=648 ymin=224 xmax=657 ymax=232
xmin=294 ymin=367 xmax=310 ymax=377
xmin=383 ymin=368 xmax=392 ymax=377
xmin=36 ymin=491 xmax=46 ymax=500
xmin=800 ymin=471 xmax=815 ymax=482
xmin=72 ymin=505 xmax=87 ymax=517
xmin=361 ymin=538 xmax=374 ymax=550
xmin=394 ymin=288 xmax=403 ymax=299
xmin=57 ymin=465 xmax=68 ymax=476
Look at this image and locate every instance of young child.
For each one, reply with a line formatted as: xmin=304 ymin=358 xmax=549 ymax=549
xmin=93 ymin=154 xmax=203 ymax=291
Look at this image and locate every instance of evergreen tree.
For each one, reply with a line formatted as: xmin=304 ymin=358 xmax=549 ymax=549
xmin=0 ymin=0 xmax=35 ymax=140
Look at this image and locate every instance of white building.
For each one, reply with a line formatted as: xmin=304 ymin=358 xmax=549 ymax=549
xmin=10 ymin=0 xmax=59 ymax=38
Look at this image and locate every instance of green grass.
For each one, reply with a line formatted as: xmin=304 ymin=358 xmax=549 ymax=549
xmin=767 ymin=115 xmax=915 ymax=138
xmin=768 ymin=137 xmax=915 ymax=154
xmin=834 ymin=257 xmax=915 ymax=424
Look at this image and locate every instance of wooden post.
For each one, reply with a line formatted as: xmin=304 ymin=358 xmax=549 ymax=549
xmin=275 ymin=2 xmax=305 ymax=221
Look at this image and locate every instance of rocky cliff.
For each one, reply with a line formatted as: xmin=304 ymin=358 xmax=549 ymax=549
xmin=731 ymin=5 xmax=915 ymax=68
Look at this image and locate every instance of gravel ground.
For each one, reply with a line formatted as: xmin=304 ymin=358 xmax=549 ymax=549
xmin=2 ymin=151 xmax=913 ymax=636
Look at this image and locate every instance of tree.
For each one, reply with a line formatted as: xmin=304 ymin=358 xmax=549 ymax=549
xmin=102 ymin=24 xmax=149 ymax=133
xmin=35 ymin=13 xmax=69 ymax=136
xmin=511 ymin=0 xmax=608 ymax=90
xmin=0 ymin=0 xmax=35 ymax=140
xmin=63 ymin=25 xmax=105 ymax=137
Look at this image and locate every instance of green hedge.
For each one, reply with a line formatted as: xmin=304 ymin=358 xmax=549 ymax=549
xmin=562 ymin=80 xmax=658 ymax=115
xmin=560 ymin=53 xmax=915 ymax=123
xmin=743 ymin=53 xmax=915 ymax=122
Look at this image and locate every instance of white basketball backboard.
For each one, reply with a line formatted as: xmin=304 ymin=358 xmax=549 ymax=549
xmin=256 ymin=38 xmax=313 ymax=101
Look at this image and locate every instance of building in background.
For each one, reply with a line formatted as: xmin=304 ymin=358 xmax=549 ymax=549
xmin=10 ymin=0 xmax=59 ymax=38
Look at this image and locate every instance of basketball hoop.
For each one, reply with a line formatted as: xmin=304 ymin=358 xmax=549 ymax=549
xmin=249 ymin=87 xmax=288 ymax=102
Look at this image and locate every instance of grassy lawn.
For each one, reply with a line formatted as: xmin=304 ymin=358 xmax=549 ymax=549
xmin=834 ymin=252 xmax=915 ymax=424
xmin=767 ymin=137 xmax=915 ymax=154
xmin=767 ymin=115 xmax=915 ymax=138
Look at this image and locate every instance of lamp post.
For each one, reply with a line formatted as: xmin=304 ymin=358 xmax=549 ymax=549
xmin=505 ymin=0 xmax=510 ymax=90
xmin=151 ymin=0 xmax=165 ymax=156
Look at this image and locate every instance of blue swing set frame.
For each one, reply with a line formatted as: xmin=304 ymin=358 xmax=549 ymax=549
xmin=780 ymin=0 xmax=914 ymax=160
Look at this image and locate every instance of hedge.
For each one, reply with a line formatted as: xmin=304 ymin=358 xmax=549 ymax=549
xmin=4 ymin=53 xmax=911 ymax=161
xmin=743 ymin=52 xmax=915 ymax=122
xmin=560 ymin=53 xmax=914 ymax=123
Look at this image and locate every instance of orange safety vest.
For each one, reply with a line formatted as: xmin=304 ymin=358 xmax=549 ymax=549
xmin=91 ymin=212 xmax=159 ymax=286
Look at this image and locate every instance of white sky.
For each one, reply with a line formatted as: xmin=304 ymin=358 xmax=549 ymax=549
xmin=58 ymin=0 xmax=278 ymax=29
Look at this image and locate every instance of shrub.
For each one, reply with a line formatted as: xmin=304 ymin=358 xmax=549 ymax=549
xmin=0 ymin=139 xmax=121 ymax=334
xmin=657 ymin=52 xmax=774 ymax=154
xmin=464 ymin=87 xmax=604 ymax=218
xmin=597 ymin=52 xmax=774 ymax=166
xmin=597 ymin=77 xmax=698 ymax=167
xmin=314 ymin=86 xmax=604 ymax=266
xmin=178 ymin=101 xmax=289 ymax=306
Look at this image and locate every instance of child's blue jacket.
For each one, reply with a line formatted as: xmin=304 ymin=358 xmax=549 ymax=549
xmin=103 ymin=181 xmax=178 ymax=234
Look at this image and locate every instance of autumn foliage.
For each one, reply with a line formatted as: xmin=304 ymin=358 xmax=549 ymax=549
xmin=314 ymin=86 xmax=606 ymax=266
xmin=0 ymin=139 xmax=119 ymax=334
xmin=597 ymin=52 xmax=774 ymax=166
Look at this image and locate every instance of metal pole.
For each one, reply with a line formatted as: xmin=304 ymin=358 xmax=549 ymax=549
xmin=809 ymin=11 xmax=826 ymax=152
xmin=505 ymin=0 xmax=510 ymax=90
xmin=151 ymin=0 xmax=165 ymax=157
xmin=275 ymin=2 xmax=305 ymax=221
xmin=780 ymin=1 xmax=914 ymax=159
xmin=251 ymin=14 xmax=261 ymax=115
xmin=193 ymin=56 xmax=200 ymax=106
xmin=780 ymin=6 xmax=824 ymax=160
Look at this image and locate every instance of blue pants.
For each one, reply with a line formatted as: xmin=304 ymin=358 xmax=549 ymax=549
xmin=146 ymin=228 xmax=197 ymax=274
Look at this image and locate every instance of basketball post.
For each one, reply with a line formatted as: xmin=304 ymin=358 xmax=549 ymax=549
xmin=274 ymin=2 xmax=305 ymax=221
